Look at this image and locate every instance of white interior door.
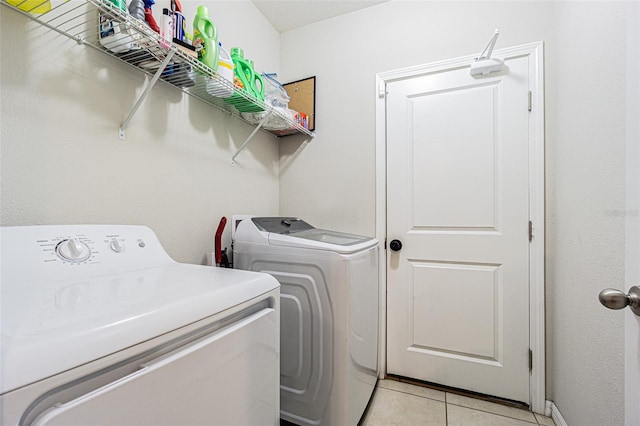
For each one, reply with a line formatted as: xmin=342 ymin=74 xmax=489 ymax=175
xmin=385 ymin=51 xmax=537 ymax=404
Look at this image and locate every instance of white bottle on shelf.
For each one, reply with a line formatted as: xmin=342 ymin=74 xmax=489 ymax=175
xmin=160 ymin=8 xmax=173 ymax=47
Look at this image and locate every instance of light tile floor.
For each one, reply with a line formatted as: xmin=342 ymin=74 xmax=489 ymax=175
xmin=360 ymin=380 xmax=555 ymax=426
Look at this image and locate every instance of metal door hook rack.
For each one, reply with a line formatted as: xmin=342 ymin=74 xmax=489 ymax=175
xmin=119 ymin=50 xmax=176 ymax=140
xmin=231 ymin=110 xmax=274 ymax=165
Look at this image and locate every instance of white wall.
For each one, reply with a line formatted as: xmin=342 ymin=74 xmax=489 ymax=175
xmin=1 ymin=1 xmax=633 ymax=423
xmin=547 ymin=3 xmax=627 ymax=425
xmin=279 ymin=1 xmax=630 ymax=425
xmin=0 ymin=0 xmax=280 ymax=264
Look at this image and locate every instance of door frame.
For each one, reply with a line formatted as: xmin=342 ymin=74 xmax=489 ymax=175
xmin=625 ymin=4 xmax=640 ymax=424
xmin=374 ymin=42 xmax=545 ymax=413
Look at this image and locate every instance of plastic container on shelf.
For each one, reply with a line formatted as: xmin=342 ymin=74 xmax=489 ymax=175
xmin=105 ymin=0 xmax=126 ymax=11
xmin=7 ymin=0 xmax=51 ymax=14
xmin=206 ymin=43 xmax=234 ymax=98
xmin=98 ymin=14 xmax=137 ymax=53
xmin=262 ymin=73 xmax=290 ymax=108
xmin=192 ymin=5 xmax=219 ymax=71
xmin=230 ymin=48 xmax=253 ymax=94
xmin=247 ymin=59 xmax=265 ymax=102
xmin=160 ymin=8 xmax=173 ymax=45
xmin=173 ymin=11 xmax=186 ymax=42
xmin=128 ymin=0 xmax=145 ymax=21
xmin=143 ymin=0 xmax=160 ymax=33
xmin=241 ymin=109 xmax=292 ymax=131
xmin=223 ymin=48 xmax=264 ymax=112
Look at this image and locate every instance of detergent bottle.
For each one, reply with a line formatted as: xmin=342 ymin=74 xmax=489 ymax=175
xmin=107 ymin=0 xmax=126 ymax=11
xmin=247 ymin=59 xmax=265 ymax=102
xmin=192 ymin=6 xmax=219 ymax=71
xmin=128 ymin=0 xmax=145 ymax=21
xmin=7 ymin=0 xmax=51 ymax=14
xmin=206 ymin=42 xmax=235 ymax=98
xmin=231 ymin=48 xmax=260 ymax=100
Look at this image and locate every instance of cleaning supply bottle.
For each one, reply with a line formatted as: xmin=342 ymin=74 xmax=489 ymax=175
xmin=247 ymin=59 xmax=265 ymax=102
xmin=128 ymin=0 xmax=145 ymax=21
xmin=7 ymin=0 xmax=51 ymax=14
xmin=143 ymin=0 xmax=160 ymax=33
xmin=106 ymin=0 xmax=126 ymax=12
xmin=161 ymin=8 xmax=173 ymax=45
xmin=230 ymin=48 xmax=255 ymax=98
xmin=192 ymin=6 xmax=219 ymax=71
xmin=206 ymin=42 xmax=234 ymax=98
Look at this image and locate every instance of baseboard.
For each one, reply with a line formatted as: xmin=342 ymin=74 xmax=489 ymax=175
xmin=547 ymin=401 xmax=569 ymax=426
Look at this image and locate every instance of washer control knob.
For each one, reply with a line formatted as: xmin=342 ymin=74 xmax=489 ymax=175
xmin=56 ymin=238 xmax=91 ymax=262
xmin=109 ymin=239 xmax=125 ymax=253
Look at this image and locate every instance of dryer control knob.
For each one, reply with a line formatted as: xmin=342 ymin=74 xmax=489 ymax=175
xmin=56 ymin=238 xmax=92 ymax=262
xmin=109 ymin=239 xmax=125 ymax=253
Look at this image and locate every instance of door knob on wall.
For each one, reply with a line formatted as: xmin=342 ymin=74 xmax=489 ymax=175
xmin=389 ymin=240 xmax=403 ymax=252
xmin=598 ymin=286 xmax=640 ymax=316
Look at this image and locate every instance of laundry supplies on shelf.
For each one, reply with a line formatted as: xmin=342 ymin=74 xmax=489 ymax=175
xmin=192 ymin=5 xmax=219 ymax=71
xmin=223 ymin=48 xmax=264 ymax=112
xmin=1 ymin=0 xmax=315 ymax=141
xmin=205 ymin=43 xmax=234 ymax=98
xmin=7 ymin=0 xmax=51 ymax=14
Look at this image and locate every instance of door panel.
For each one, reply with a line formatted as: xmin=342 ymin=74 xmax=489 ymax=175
xmin=411 ymin=82 xmax=499 ymax=229
xmin=386 ymin=54 xmax=531 ymax=403
xmin=411 ymin=261 xmax=500 ymax=360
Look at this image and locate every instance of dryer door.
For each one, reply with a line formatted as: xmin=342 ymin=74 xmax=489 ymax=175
xmin=31 ymin=308 xmax=279 ymax=426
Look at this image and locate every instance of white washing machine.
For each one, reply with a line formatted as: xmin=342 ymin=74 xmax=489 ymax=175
xmin=0 ymin=224 xmax=280 ymax=425
xmin=233 ymin=217 xmax=379 ymax=426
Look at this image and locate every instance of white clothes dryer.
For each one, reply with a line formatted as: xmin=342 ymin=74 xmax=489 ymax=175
xmin=233 ymin=217 xmax=379 ymax=426
xmin=0 ymin=224 xmax=280 ymax=426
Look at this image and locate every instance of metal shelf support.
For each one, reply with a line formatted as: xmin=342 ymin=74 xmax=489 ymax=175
xmin=231 ymin=110 xmax=273 ymax=165
xmin=119 ymin=50 xmax=176 ymax=140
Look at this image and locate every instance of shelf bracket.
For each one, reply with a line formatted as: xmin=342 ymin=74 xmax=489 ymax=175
xmin=119 ymin=50 xmax=176 ymax=140
xmin=231 ymin=110 xmax=273 ymax=165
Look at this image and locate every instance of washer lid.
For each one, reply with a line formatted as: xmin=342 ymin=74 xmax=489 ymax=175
xmin=252 ymin=217 xmax=314 ymax=234
xmin=268 ymin=229 xmax=378 ymax=253
xmin=1 ymin=264 xmax=278 ymax=395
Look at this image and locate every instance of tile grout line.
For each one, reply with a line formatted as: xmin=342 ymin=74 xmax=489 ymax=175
xmin=444 ymin=392 xmax=449 ymax=425
xmin=376 ymin=385 xmax=446 ymax=404
xmin=376 ymin=384 xmax=547 ymax=426
xmin=446 ymin=401 xmax=539 ymax=425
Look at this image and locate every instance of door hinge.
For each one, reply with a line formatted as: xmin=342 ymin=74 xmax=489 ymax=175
xmin=529 ymin=349 xmax=533 ymax=371
xmin=528 ymin=90 xmax=532 ymax=112
xmin=529 ymin=220 xmax=533 ymax=242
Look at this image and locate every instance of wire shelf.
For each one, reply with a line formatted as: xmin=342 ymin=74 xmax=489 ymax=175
xmin=2 ymin=0 xmax=316 ymax=139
